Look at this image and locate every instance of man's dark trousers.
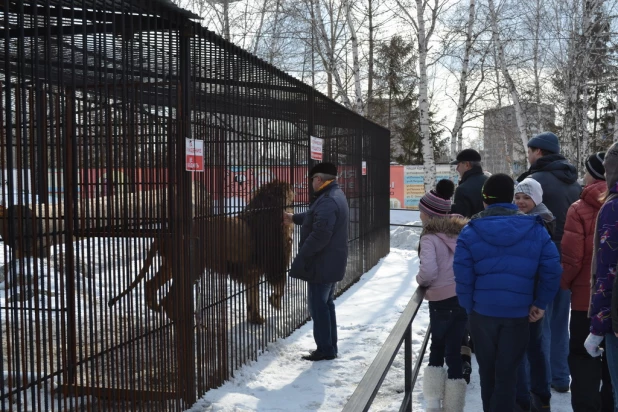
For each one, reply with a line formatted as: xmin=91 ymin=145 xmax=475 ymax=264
xmin=569 ymin=310 xmax=603 ymax=411
xmin=470 ymin=311 xmax=529 ymax=412
xmin=308 ymin=282 xmax=337 ymax=357
xmin=516 ymin=316 xmax=551 ymax=406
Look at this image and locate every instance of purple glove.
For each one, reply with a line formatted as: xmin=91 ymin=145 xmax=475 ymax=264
xmin=584 ymin=334 xmax=604 ymax=357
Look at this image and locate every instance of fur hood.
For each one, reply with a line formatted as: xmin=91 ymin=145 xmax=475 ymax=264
xmin=421 ymin=215 xmax=469 ymax=237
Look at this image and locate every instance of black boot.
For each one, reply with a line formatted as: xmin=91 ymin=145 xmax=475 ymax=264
xmin=461 ymin=345 xmax=472 ymax=384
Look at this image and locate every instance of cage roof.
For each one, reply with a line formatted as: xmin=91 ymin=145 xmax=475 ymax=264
xmin=33 ymin=0 xmax=201 ymax=20
xmin=0 ymin=1 xmax=386 ymax=130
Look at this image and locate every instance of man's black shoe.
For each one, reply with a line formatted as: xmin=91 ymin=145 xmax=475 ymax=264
xmin=531 ymin=392 xmax=551 ymax=411
xmin=462 ymin=361 xmax=472 ymax=384
xmin=515 ymin=400 xmax=531 ymax=412
xmin=301 ymin=350 xmax=336 ymax=361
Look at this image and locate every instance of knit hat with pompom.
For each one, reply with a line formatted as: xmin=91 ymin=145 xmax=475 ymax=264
xmin=419 ymin=179 xmax=455 ymax=217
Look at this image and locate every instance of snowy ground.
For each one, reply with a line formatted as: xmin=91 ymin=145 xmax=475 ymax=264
xmin=186 ymin=210 xmax=573 ymax=412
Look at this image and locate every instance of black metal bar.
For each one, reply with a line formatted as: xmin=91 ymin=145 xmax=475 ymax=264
xmin=403 ymin=325 xmax=412 ymax=412
xmin=0 ymin=23 xmax=114 ymax=38
xmin=177 ymin=18 xmax=196 ymax=406
xmin=63 ymin=86 xmax=78 ymax=386
xmin=11 ymin=4 xmax=186 ymax=30
xmin=60 ymin=385 xmax=177 ymax=402
xmin=0 ymin=0 xmax=200 ymax=20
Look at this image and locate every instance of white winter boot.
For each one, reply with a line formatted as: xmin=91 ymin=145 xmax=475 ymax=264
xmin=422 ymin=366 xmax=446 ymax=412
xmin=442 ymin=378 xmax=467 ymax=412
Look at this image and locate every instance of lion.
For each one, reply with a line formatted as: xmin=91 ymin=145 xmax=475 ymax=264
xmin=108 ymin=180 xmax=295 ymax=325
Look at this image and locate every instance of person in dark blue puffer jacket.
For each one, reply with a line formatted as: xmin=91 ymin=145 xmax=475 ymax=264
xmin=284 ymin=162 xmax=349 ymax=362
xmin=454 ymin=173 xmax=562 ymax=412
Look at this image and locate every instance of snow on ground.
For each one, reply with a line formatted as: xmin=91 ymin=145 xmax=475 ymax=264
xmin=186 ymin=210 xmax=573 ymax=412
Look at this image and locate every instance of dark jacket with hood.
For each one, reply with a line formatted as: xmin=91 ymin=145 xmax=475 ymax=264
xmin=290 ymin=181 xmax=349 ymax=283
xmin=451 ymin=165 xmax=488 ymax=218
xmin=517 ymin=154 xmax=582 ymax=248
xmin=454 ymin=203 xmax=562 ymax=318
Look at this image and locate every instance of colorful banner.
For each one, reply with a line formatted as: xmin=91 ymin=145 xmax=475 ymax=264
xmin=390 ymin=165 xmax=459 ymax=210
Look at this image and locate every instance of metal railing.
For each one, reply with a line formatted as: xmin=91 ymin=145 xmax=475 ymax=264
xmin=342 ymin=286 xmax=429 ymax=412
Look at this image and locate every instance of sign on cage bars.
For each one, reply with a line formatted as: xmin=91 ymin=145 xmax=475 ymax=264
xmin=362 ymin=161 xmax=367 ymax=176
xmin=186 ymin=138 xmax=204 ymax=172
xmin=310 ymin=136 xmax=323 ymax=161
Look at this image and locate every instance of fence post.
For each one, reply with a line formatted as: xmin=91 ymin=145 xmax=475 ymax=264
xmin=63 ymin=87 xmax=78 ymax=386
xmin=308 ymin=88 xmax=316 ymax=178
xmin=177 ymin=20 xmax=196 ymax=406
xmin=404 ymin=325 xmax=412 ymax=412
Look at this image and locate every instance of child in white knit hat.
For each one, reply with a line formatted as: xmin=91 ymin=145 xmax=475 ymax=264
xmin=514 ymin=178 xmax=556 ymax=236
xmin=513 ymin=177 xmax=556 ymax=410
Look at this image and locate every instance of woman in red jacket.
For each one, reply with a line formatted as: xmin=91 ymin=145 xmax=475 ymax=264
xmin=561 ymin=151 xmax=613 ymax=411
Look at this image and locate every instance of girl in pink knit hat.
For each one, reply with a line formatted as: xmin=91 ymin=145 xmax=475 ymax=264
xmin=417 ymin=179 xmax=469 ymax=412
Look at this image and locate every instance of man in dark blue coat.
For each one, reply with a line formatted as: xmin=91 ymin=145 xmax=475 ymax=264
xmin=283 ymin=162 xmax=349 ymax=361
xmin=517 ymin=131 xmax=582 ymax=393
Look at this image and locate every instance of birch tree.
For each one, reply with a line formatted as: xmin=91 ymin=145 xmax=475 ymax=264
xmin=366 ymin=0 xmax=375 ymax=117
xmin=449 ymin=0 xmax=476 ymax=172
xmin=311 ymin=0 xmax=353 ymax=106
xmin=394 ymin=0 xmax=444 ymax=190
xmin=344 ymin=0 xmax=363 ymax=113
xmin=573 ymin=1 xmax=604 ymax=166
xmin=487 ymin=0 xmax=529 ymax=157
xmin=525 ymin=0 xmax=547 ymax=132
xmin=174 ymin=0 xmax=279 ymax=52
xmin=614 ymin=88 xmax=618 ymax=142
xmin=443 ymin=0 xmax=490 ymax=179
xmin=416 ymin=0 xmax=437 ymax=190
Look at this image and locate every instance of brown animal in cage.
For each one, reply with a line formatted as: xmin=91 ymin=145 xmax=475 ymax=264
xmin=108 ymin=180 xmax=295 ymax=325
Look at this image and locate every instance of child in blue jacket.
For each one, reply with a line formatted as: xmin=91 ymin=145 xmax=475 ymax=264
xmin=454 ymin=173 xmax=562 ymax=412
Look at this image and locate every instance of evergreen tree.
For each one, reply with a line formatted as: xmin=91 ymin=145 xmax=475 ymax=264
xmin=370 ymin=35 xmax=446 ymax=164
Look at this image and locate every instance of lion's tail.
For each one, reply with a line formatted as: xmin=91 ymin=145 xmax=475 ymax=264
xmin=108 ymin=239 xmax=159 ymax=307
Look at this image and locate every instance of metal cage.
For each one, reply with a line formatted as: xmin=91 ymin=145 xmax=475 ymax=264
xmin=0 ymin=1 xmax=390 ymax=410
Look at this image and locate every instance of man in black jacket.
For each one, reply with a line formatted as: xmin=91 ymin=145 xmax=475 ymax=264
xmin=450 ymin=148 xmax=488 ymax=384
xmin=517 ymin=131 xmax=581 ymax=397
xmin=450 ymin=149 xmax=488 ymax=218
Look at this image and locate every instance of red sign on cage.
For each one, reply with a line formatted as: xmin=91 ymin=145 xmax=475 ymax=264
xmin=186 ymin=138 xmax=204 ymax=172
xmin=310 ymin=136 xmax=323 ymax=161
